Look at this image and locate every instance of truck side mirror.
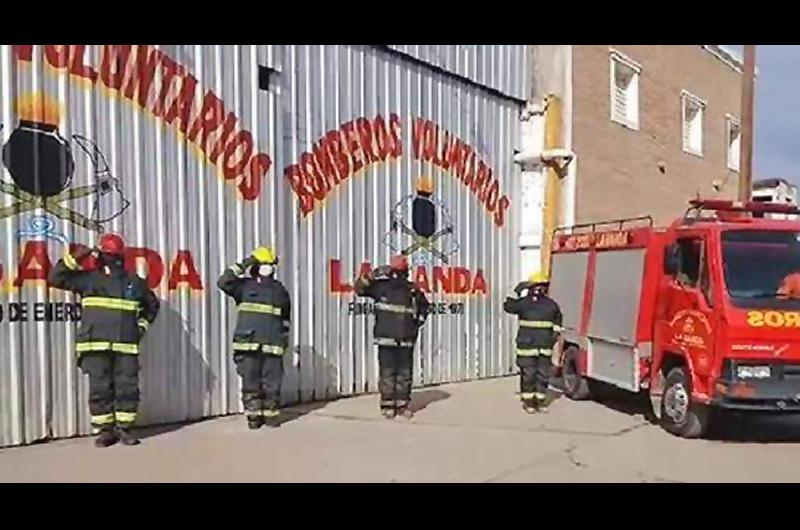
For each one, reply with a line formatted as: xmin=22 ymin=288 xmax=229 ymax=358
xmin=664 ymin=244 xmax=679 ymax=276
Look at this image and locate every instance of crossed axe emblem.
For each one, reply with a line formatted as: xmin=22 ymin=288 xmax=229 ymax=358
xmin=394 ymin=220 xmax=454 ymax=263
xmin=1 ymin=125 xmax=130 ymax=234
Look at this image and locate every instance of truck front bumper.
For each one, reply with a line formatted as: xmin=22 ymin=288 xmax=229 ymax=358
xmin=712 ymin=378 xmax=800 ymax=412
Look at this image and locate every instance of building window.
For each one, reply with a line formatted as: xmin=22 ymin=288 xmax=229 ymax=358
xmin=726 ymin=115 xmax=741 ymax=172
xmin=682 ymin=91 xmax=706 ymax=157
xmin=609 ymin=50 xmax=641 ymax=130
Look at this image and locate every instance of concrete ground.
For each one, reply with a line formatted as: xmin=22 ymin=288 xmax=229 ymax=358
xmin=3 ymin=376 xmax=800 ymax=482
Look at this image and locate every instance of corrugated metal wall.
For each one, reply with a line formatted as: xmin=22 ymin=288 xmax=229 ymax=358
xmin=386 ymin=45 xmax=528 ymax=101
xmin=0 ymin=44 xmax=528 ymax=447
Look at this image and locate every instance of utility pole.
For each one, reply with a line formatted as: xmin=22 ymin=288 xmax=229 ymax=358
xmin=738 ymin=45 xmax=756 ymax=203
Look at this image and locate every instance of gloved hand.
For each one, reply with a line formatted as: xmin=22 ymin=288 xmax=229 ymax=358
xmin=71 ymin=244 xmax=94 ymax=261
xmin=240 ymin=256 xmax=258 ymax=270
xmin=372 ymin=265 xmax=392 ymax=279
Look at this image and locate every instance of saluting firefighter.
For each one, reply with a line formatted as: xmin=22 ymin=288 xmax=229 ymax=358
xmin=49 ymin=233 xmax=160 ymax=447
xmin=503 ymin=272 xmax=563 ymax=414
xmin=218 ymin=247 xmax=291 ymax=430
xmin=355 ymin=255 xmax=430 ymax=419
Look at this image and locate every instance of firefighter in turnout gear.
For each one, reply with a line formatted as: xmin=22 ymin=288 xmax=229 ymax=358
xmin=218 ymin=247 xmax=291 ymax=430
xmin=503 ymin=272 xmax=563 ymax=414
xmin=354 ymin=255 xmax=430 ymax=419
xmin=49 ymin=233 xmax=160 ymax=447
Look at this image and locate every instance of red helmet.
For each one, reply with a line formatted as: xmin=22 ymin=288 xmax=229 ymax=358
xmin=390 ymin=255 xmax=409 ymax=272
xmin=98 ymin=233 xmax=125 ymax=255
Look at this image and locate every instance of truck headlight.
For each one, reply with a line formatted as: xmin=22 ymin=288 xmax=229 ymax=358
xmin=737 ymin=365 xmax=771 ymax=379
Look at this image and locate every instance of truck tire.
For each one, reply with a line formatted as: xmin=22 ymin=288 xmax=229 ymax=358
xmin=660 ymin=366 xmax=710 ymax=439
xmin=562 ymin=345 xmax=592 ymax=400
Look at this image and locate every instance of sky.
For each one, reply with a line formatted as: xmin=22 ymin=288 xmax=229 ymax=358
xmin=724 ymin=45 xmax=800 ymax=183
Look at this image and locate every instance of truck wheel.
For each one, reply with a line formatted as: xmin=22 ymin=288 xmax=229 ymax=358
xmin=660 ymin=366 xmax=710 ymax=439
xmin=562 ymin=345 xmax=591 ymax=400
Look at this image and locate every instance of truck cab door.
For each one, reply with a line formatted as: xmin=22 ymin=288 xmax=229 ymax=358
xmin=657 ymin=236 xmax=716 ymax=378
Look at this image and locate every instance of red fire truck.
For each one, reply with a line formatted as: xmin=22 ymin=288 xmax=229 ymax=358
xmin=550 ymin=199 xmax=800 ymax=438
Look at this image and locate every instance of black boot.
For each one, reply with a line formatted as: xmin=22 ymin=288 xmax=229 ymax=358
xmin=247 ymin=415 xmax=264 ymax=430
xmin=94 ymin=428 xmax=119 ymax=448
xmin=396 ymin=400 xmax=414 ymax=419
xmin=381 ymin=408 xmax=397 ymax=419
xmin=117 ymin=427 xmax=141 ymax=446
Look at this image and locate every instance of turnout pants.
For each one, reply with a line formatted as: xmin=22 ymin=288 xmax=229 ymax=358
xmin=79 ymin=351 xmax=140 ymax=430
xmin=378 ymin=345 xmax=414 ymax=410
xmin=517 ymin=352 xmax=552 ymax=402
xmin=234 ymin=352 xmax=284 ymax=417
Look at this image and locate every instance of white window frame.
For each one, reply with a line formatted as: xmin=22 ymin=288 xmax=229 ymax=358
xmin=609 ymin=49 xmax=642 ymax=131
xmin=726 ymin=114 xmax=741 ymax=172
xmin=681 ymin=90 xmax=707 ymax=157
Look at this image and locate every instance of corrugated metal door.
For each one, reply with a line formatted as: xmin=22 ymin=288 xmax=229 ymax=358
xmin=0 ymin=44 xmax=527 ymax=447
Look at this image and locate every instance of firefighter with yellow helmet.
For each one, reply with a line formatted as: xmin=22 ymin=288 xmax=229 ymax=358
xmin=218 ymin=246 xmax=291 ymax=429
xmin=503 ymin=271 xmax=563 ymax=413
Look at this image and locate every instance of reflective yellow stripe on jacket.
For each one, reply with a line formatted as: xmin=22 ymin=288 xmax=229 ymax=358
xmin=516 ymin=348 xmax=553 ymax=357
xmin=76 ymin=342 xmax=140 ymax=354
xmin=374 ymin=302 xmax=415 ymax=315
xmin=519 ymin=320 xmax=555 ymax=329
xmin=238 ymin=302 xmax=282 ymax=316
xmin=82 ymin=297 xmax=140 ymax=312
xmin=233 ymin=342 xmax=284 ymax=354
xmin=64 ymin=252 xmax=81 ymax=271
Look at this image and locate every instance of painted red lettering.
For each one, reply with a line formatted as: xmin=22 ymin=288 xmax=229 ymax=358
xmin=15 ymin=242 xmax=51 ymax=287
xmin=14 ymin=45 xmax=34 ymax=62
xmin=356 ymin=118 xmax=379 ymax=164
xmin=124 ymin=247 xmax=164 ymax=289
xmin=239 ymin=153 xmax=271 ymax=201
xmin=164 ymin=74 xmax=198 ymax=134
xmin=222 ymin=130 xmax=254 ymax=180
xmin=152 ymin=55 xmax=181 ymax=118
xmin=411 ymin=117 xmax=426 ymax=160
xmin=374 ymin=115 xmax=390 ymax=160
xmin=329 ymin=259 xmax=353 ymax=294
xmin=451 ymin=267 xmax=471 ymax=294
xmin=208 ymin=112 xmax=238 ymax=164
xmin=389 ymin=113 xmax=403 ymax=157
xmin=68 ymin=45 xmax=98 ymax=84
xmin=285 ymin=164 xmax=315 ymax=215
xmin=168 ymin=251 xmax=203 ymax=290
xmin=472 ymin=269 xmax=488 ymax=295
xmin=100 ymin=45 xmax=132 ymax=91
xmin=433 ymin=266 xmax=452 ymax=293
xmin=325 ymin=131 xmax=351 ymax=180
xmin=485 ymin=178 xmax=499 ymax=212
xmin=187 ymin=91 xmax=225 ymax=151
xmin=414 ymin=267 xmax=431 ymax=293
xmin=122 ymin=45 xmax=163 ymax=109
xmin=43 ymin=45 xmax=69 ymax=69
xmin=494 ymin=196 xmax=510 ymax=228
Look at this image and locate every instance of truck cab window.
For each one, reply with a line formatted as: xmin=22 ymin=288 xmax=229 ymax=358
xmin=676 ymin=238 xmax=702 ymax=287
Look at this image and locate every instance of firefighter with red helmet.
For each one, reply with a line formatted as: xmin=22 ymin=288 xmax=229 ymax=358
xmin=217 ymin=247 xmax=291 ymax=429
xmin=504 ymin=272 xmax=563 ymax=413
xmin=49 ymin=233 xmax=160 ymax=447
xmin=355 ymin=255 xmax=430 ymax=419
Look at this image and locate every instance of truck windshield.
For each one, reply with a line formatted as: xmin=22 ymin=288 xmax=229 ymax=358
xmin=722 ymin=229 xmax=800 ymax=309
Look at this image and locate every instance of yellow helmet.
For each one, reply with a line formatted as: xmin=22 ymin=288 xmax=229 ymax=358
xmin=417 ymin=176 xmax=434 ymax=195
xmin=252 ymin=246 xmax=278 ymax=264
xmin=529 ymin=271 xmax=549 ymax=285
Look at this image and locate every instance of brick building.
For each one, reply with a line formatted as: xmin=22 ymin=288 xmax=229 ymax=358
xmin=570 ymin=45 xmax=743 ymax=225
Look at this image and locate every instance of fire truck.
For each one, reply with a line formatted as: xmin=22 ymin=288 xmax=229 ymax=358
xmin=550 ymin=199 xmax=800 ymax=438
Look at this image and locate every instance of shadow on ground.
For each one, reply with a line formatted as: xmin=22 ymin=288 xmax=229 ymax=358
xmin=553 ymin=377 xmax=800 ymax=444
xmin=409 ymin=388 xmax=451 ymax=413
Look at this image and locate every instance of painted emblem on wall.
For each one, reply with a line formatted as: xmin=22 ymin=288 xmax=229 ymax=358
xmin=0 ymin=92 xmax=130 ymax=235
xmin=383 ymin=176 xmax=460 ymax=266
